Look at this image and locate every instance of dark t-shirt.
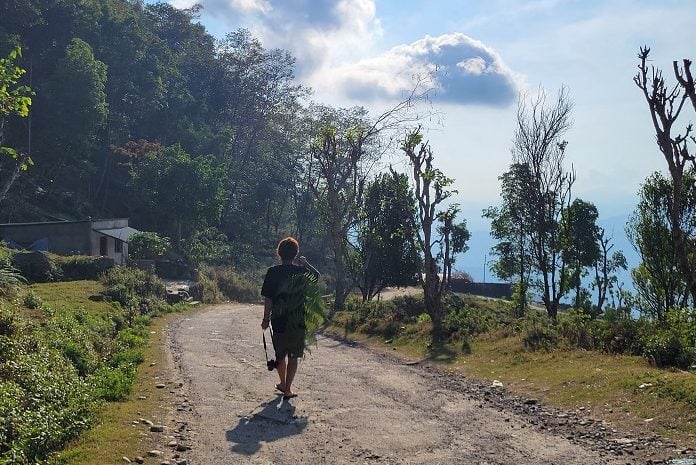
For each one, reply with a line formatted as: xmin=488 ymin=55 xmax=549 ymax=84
xmin=261 ymin=264 xmax=309 ymax=332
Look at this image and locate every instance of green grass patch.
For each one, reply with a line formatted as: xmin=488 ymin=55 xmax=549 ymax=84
xmin=22 ymin=281 xmax=112 ymax=316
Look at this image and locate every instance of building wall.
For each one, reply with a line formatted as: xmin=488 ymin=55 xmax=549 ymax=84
xmin=0 ymin=221 xmax=92 ymax=255
xmin=450 ymin=280 xmax=513 ymax=299
xmin=92 ymin=234 xmax=128 ymax=265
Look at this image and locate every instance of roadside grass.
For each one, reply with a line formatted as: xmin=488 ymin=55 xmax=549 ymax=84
xmin=327 ymin=304 xmax=696 ymax=447
xmin=4 ymin=278 xmax=196 ymax=464
xmin=21 ymin=280 xmax=111 ymax=316
xmin=51 ymin=313 xmax=176 ymax=465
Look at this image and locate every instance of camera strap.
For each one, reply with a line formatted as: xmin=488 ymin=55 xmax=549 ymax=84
xmin=262 ymin=329 xmax=273 ymax=362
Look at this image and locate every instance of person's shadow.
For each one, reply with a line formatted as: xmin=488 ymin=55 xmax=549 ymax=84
xmin=226 ymin=396 xmax=308 ymax=455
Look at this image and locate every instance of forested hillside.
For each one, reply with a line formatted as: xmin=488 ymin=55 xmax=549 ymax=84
xmin=0 ymin=0 xmax=322 ymax=267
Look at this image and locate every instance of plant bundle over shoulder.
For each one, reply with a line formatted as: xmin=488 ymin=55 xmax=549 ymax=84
xmin=274 ymin=272 xmax=326 ymax=347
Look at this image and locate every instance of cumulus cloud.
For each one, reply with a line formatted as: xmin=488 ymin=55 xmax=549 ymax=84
xmin=317 ymin=33 xmax=521 ymax=106
xmin=181 ymin=0 xmax=381 ymax=76
xmin=169 ymin=1 xmax=520 ymax=106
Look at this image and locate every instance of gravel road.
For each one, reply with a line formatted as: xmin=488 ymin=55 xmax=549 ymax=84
xmin=162 ymin=303 xmax=680 ymax=465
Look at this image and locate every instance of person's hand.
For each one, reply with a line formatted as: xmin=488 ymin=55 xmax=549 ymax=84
xmin=261 ymin=318 xmax=269 ymax=330
xmin=297 ymin=255 xmax=308 ymax=266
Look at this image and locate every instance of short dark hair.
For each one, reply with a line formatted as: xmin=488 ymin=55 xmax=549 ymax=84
xmin=277 ymin=237 xmax=299 ymax=261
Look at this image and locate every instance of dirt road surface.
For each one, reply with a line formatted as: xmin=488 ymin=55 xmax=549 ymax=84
xmin=162 ymin=304 xmax=675 ymax=465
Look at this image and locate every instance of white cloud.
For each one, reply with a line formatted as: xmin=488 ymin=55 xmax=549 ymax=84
xmin=229 ymin=0 xmax=272 ymax=14
xmin=313 ymin=33 xmax=521 ymax=106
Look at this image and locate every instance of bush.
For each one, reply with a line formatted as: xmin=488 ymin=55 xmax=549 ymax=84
xmin=22 ymin=290 xmax=43 ymax=310
xmin=594 ymin=309 xmax=645 ymax=355
xmin=182 ymin=227 xmax=232 ymax=266
xmin=11 ymin=251 xmax=61 ymax=283
xmin=557 ymin=309 xmax=595 ymax=350
xmin=101 ymin=266 xmax=166 ymax=307
xmin=199 ymin=271 xmax=223 ymax=303
xmin=128 ymin=231 xmax=171 ymax=259
xmin=0 ymin=263 xmax=25 ymax=297
xmin=202 ymin=265 xmax=258 ymax=302
xmin=641 ymin=308 xmax=696 ymax=369
xmin=0 ymin=309 xmax=96 ymax=464
xmin=521 ymin=311 xmax=559 ymax=351
xmin=54 ymin=254 xmax=114 ymax=280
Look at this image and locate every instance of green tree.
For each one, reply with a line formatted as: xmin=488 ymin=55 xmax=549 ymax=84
xmin=560 ymin=199 xmax=600 ymax=311
xmin=0 ymin=46 xmax=33 ymax=203
xmin=591 ymin=228 xmax=627 ymax=315
xmin=437 ymin=204 xmax=471 ymax=287
xmin=129 ymin=145 xmax=226 ymax=248
xmin=635 ymin=47 xmax=696 ymax=305
xmin=351 ymin=169 xmax=420 ymax=301
xmin=401 ymin=128 xmax=469 ymax=338
xmin=511 ymin=87 xmax=575 ymax=319
xmin=483 ymin=163 xmax=535 ymax=316
xmin=37 ymin=38 xmax=107 ymax=197
xmin=626 ymin=170 xmax=695 ymax=319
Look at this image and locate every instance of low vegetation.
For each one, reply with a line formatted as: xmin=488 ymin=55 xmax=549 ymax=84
xmin=0 ymin=265 xmax=185 ymax=464
xmin=329 ymin=292 xmax=696 ymax=444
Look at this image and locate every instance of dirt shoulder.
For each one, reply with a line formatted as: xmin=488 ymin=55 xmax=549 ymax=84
xmin=149 ymin=302 xmax=689 ymax=465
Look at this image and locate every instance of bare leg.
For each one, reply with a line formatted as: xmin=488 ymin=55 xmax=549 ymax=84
xmin=284 ymin=357 xmax=298 ymax=397
xmin=276 ymin=357 xmax=287 ymax=391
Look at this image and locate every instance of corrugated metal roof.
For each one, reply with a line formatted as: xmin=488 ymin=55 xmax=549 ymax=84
xmin=94 ymin=226 xmax=140 ymax=242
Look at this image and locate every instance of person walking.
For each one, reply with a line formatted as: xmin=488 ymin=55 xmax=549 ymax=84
xmin=260 ymin=237 xmax=320 ymax=400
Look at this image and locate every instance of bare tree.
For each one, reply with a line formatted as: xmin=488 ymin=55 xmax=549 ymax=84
xmin=305 ymin=81 xmax=431 ymax=311
xmin=512 ymin=86 xmax=575 ymax=319
xmin=634 ymin=46 xmax=696 ymax=305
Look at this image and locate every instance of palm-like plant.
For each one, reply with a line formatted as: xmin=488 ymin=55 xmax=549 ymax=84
xmin=275 ymin=272 xmax=327 ymax=347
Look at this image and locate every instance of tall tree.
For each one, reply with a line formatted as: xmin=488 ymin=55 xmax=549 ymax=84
xmin=305 ymin=87 xmax=427 ymax=311
xmin=37 ymin=37 xmax=107 ymax=200
xmin=401 ymin=128 xmax=469 ymax=337
xmin=626 ymin=170 xmax=695 ymax=319
xmin=560 ymin=199 xmax=600 ymax=311
xmin=0 ymin=46 xmax=33 ymax=203
xmin=634 ymin=47 xmax=696 ymax=305
xmin=128 ymin=145 xmax=226 ymax=248
xmin=483 ymin=162 xmax=535 ymax=316
xmin=591 ymin=228 xmax=627 ymax=315
xmin=350 ymin=169 xmax=420 ymax=301
xmin=512 ymin=87 xmax=575 ymax=319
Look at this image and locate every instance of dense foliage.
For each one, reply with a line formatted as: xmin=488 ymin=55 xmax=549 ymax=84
xmin=0 ymin=265 xmax=178 ymax=464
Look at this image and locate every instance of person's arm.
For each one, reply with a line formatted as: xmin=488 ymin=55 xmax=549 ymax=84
xmin=296 ymin=255 xmax=320 ymax=279
xmin=262 ymin=297 xmax=272 ymax=329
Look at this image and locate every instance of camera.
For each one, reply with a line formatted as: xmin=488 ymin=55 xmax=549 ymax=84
xmin=267 ymin=359 xmax=277 ymax=371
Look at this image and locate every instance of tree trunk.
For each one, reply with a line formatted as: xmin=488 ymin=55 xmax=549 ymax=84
xmin=0 ymin=153 xmax=28 ymax=204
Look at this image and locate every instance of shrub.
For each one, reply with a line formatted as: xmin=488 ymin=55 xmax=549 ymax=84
xmin=91 ymin=365 xmax=135 ymax=401
xmin=0 ymin=263 xmax=25 ymax=297
xmin=54 ymin=254 xmax=113 ymax=280
xmin=22 ymin=290 xmax=43 ymax=310
xmin=0 ymin=316 xmax=96 ymax=464
xmin=594 ymin=309 xmax=645 ymax=355
xmin=391 ymin=294 xmax=425 ymax=321
xmin=11 ymin=251 xmax=61 ymax=283
xmin=101 ymin=266 xmax=166 ymax=307
xmin=128 ymin=231 xmax=171 ymax=259
xmin=182 ymin=227 xmax=232 ymax=266
xmin=202 ymin=265 xmax=258 ymax=302
xmin=557 ymin=309 xmax=595 ymax=350
xmin=641 ymin=308 xmax=696 ymax=369
xmin=521 ymin=311 xmax=559 ymax=351
xmin=199 ymin=271 xmax=223 ymax=303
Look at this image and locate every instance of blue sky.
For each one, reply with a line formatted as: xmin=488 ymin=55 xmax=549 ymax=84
xmin=160 ymin=0 xmax=695 ymax=281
